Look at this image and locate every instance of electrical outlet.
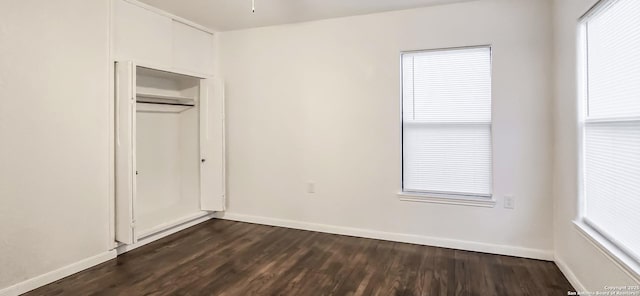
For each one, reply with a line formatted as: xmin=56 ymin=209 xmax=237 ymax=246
xmin=307 ymin=182 xmax=315 ymax=194
xmin=504 ymin=195 xmax=515 ymax=209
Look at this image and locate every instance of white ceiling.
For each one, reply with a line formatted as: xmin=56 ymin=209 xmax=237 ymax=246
xmin=138 ymin=0 xmax=474 ymax=31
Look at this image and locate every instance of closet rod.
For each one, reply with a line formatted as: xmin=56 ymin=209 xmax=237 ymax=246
xmin=137 ymin=100 xmax=195 ymax=107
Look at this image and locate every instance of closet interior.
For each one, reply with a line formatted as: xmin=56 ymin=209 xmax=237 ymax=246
xmin=136 ymin=66 xmax=201 ymax=236
xmin=115 ymin=62 xmax=224 ymax=245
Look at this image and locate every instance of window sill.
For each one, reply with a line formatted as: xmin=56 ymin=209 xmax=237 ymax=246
xmin=397 ymin=192 xmax=496 ymax=208
xmin=573 ymin=221 xmax=640 ymax=282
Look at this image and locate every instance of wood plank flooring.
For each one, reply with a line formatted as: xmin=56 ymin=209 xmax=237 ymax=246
xmin=25 ymin=219 xmax=574 ymax=296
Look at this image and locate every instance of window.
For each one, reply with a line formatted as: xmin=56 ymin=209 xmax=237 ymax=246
xmin=580 ymin=0 xmax=640 ymax=265
xmin=401 ymin=46 xmax=492 ymax=201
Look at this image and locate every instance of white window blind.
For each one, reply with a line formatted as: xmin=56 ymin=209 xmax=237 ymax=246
xmin=582 ymin=0 xmax=640 ymax=263
xmin=402 ymin=47 xmax=492 ymax=197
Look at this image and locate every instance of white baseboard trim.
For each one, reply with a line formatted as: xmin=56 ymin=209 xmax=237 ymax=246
xmin=117 ymin=212 xmax=215 ymax=255
xmin=554 ymin=255 xmax=585 ymax=292
xmin=215 ymin=212 xmax=554 ymax=261
xmin=0 ymin=250 xmax=117 ymax=296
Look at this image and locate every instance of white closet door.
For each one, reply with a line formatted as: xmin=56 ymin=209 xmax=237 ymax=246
xmin=199 ymin=78 xmax=225 ymax=211
xmin=115 ymin=61 xmax=138 ymax=244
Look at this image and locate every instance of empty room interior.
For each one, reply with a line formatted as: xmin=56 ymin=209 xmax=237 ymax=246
xmin=1 ymin=0 xmax=640 ymax=295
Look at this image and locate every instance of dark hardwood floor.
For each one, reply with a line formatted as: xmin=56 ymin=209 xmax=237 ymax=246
xmin=25 ymin=220 xmax=573 ymax=296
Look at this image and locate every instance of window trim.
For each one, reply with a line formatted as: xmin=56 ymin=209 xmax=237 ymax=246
xmin=573 ymin=221 xmax=640 ymax=282
xmin=399 ymin=45 xmax=494 ymax=204
xmin=397 ymin=191 xmax=496 ymax=208
xmin=576 ymin=0 xmax=640 ymax=279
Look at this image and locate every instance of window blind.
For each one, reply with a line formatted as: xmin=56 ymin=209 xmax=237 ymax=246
xmin=402 ymin=47 xmax=492 ymax=197
xmin=586 ymin=0 xmax=640 ymax=119
xmin=583 ymin=0 xmax=640 ymax=262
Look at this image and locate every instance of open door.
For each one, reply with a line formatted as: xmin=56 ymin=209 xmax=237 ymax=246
xmin=199 ymin=78 xmax=226 ymax=211
xmin=115 ymin=61 xmax=138 ymax=244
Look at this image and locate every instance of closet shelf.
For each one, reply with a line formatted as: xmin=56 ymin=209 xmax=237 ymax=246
xmin=136 ymin=92 xmax=195 ymax=113
xmin=136 ymin=92 xmax=195 ymax=106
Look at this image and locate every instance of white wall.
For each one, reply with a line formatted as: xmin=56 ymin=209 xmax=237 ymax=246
xmin=0 ymin=0 xmax=112 ymax=291
xmin=219 ymin=0 xmax=555 ymax=259
xmin=551 ymin=0 xmax=639 ymax=290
